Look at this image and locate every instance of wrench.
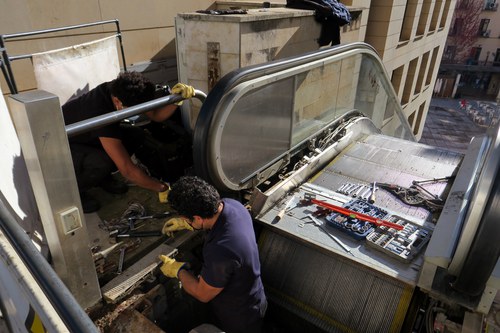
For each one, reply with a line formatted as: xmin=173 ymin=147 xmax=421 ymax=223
xmin=304 ymin=214 xmax=353 ymax=255
xmin=117 ymin=247 xmax=126 ymax=274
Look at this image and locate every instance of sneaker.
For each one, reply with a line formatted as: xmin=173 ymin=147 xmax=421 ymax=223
xmin=80 ymin=193 xmax=100 ymax=213
xmin=100 ymin=176 xmax=129 ymax=194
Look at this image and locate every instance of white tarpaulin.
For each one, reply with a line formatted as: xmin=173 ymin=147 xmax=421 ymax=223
xmin=32 ymin=36 xmax=120 ymax=105
xmin=0 ymin=85 xmax=46 ymax=253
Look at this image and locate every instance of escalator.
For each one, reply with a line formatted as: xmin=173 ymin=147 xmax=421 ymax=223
xmin=1 ymin=42 xmax=498 ymax=332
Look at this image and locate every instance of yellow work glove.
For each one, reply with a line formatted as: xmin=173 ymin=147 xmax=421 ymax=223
xmin=171 ymin=83 xmax=195 ymax=105
xmin=158 ymin=183 xmax=170 ymax=203
xmin=162 ymin=217 xmax=194 ymax=237
xmin=159 ymin=255 xmax=187 ymax=278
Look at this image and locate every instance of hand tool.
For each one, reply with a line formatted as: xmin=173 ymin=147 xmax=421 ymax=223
xmin=310 ymin=198 xmax=404 ymax=231
xmin=276 ymin=195 xmax=297 ymax=220
xmin=127 ymin=212 xmax=172 ymax=221
xmin=377 ymin=182 xmax=445 ymax=211
xmin=369 ymin=182 xmax=377 ymax=204
xmin=337 ymin=184 xmax=348 ymax=192
xmin=115 ymin=230 xmax=163 ymax=239
xmin=128 ymin=212 xmax=172 ymax=230
xmin=92 ymin=242 xmax=123 ymax=261
xmin=411 ymin=181 xmax=440 ymax=200
xmin=353 ymin=185 xmax=365 ymax=197
xmin=340 ymin=184 xmax=352 ymax=194
xmin=360 ymin=187 xmax=372 ymax=200
xmin=304 ymin=214 xmax=353 ymax=255
xmin=347 ymin=184 xmax=358 ymax=196
xmin=117 ymin=247 xmax=126 ymax=274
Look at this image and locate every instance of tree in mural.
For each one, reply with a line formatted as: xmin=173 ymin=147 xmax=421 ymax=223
xmin=445 ymin=0 xmax=484 ymax=63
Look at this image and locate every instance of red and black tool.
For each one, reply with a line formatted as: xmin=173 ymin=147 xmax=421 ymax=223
xmin=310 ymin=198 xmax=404 ymax=231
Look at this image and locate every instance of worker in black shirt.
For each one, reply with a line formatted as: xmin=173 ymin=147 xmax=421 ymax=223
xmin=62 ymin=71 xmax=194 ymax=213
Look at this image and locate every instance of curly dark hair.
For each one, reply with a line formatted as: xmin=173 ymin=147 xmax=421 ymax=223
xmin=109 ymin=71 xmax=156 ymax=107
xmin=168 ymin=176 xmax=221 ymax=219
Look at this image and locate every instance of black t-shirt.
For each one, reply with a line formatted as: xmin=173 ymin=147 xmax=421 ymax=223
xmin=62 ymin=82 xmax=122 ymax=147
xmin=201 ymin=198 xmax=266 ymax=332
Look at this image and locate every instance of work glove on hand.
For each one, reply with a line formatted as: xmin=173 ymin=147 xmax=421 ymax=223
xmin=171 ymin=83 xmax=195 ymax=105
xmin=159 ymin=255 xmax=187 ymax=278
xmin=158 ymin=183 xmax=170 ymax=203
xmin=162 ymin=217 xmax=194 ymax=236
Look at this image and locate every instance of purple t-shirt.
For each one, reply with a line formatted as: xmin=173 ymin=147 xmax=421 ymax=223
xmin=201 ymin=198 xmax=266 ymax=331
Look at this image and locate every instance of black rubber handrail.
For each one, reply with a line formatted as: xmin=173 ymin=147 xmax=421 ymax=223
xmin=0 ymin=194 xmax=99 ymax=333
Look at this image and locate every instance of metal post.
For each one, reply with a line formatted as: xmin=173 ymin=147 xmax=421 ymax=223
xmin=0 ymin=35 xmax=18 ymax=93
xmin=8 ymin=90 xmax=101 ymax=309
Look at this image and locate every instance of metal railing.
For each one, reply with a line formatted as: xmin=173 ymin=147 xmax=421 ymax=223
xmin=0 ymin=195 xmax=100 ymax=333
xmin=0 ymin=20 xmax=126 ymax=94
xmin=66 ymin=90 xmax=207 ymax=137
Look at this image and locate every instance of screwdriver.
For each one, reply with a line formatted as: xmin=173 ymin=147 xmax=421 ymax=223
xmin=276 ymin=196 xmax=296 ymax=220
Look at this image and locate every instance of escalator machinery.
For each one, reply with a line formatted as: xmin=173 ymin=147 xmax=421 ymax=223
xmin=191 ymin=43 xmax=499 ymax=332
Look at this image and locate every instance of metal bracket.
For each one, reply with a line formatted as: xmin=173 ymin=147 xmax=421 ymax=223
xmin=207 ymin=42 xmax=221 ymax=91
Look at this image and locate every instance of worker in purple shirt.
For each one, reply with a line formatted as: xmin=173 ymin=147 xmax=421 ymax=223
xmin=159 ymin=176 xmax=267 ymax=333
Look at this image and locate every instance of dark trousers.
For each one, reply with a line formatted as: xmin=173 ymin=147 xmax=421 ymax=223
xmin=69 ymin=126 xmax=145 ymax=193
xmin=70 ymin=143 xmax=115 ymax=193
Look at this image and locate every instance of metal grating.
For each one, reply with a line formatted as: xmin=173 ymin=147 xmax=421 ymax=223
xmin=259 ymin=230 xmax=413 ymax=333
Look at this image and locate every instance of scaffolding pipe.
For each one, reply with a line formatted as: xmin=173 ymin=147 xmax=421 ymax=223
xmin=65 ymin=90 xmax=207 ymax=137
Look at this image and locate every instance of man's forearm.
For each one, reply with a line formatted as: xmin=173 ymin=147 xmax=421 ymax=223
xmin=120 ymin=163 xmax=164 ymax=192
xmin=146 ymin=104 xmax=177 ymax=122
xmin=178 ymin=269 xmax=210 ymax=302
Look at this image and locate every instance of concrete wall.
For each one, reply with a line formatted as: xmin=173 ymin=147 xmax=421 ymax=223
xmin=0 ymin=0 xmax=225 ymax=93
xmin=175 ymin=4 xmax=368 ymax=128
xmin=366 ymin=0 xmax=456 ymax=138
xmin=476 ymin=6 xmax=500 ymax=64
xmin=1 ymin=0 xmax=455 ymax=140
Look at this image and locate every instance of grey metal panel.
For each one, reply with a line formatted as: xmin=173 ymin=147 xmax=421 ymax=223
xmin=256 ymin=133 xmax=463 ymax=331
xmin=260 ymin=230 xmax=413 ymax=333
xmin=197 ymin=44 xmax=415 ymax=192
xmin=449 ymin=125 xmax=500 ymax=274
xmin=8 ymin=90 xmax=101 ymax=309
xmin=423 ymin=135 xmax=489 ymax=269
xmin=219 ymin=78 xmax=293 ymax=184
xmin=259 ymin=184 xmax=426 ymax=284
xmin=258 ymin=134 xmax=462 ymax=270
xmin=314 ymin=134 xmax=462 ymax=222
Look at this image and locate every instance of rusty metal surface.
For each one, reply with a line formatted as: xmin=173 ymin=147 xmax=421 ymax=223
xmin=207 ymin=42 xmax=220 ymax=91
xmin=109 ymin=308 xmax=165 ymax=333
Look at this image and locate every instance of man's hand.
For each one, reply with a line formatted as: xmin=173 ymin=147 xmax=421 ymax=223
xmin=171 ymin=83 xmax=195 ymax=105
xmin=162 ymin=217 xmax=194 ymax=236
xmin=159 ymin=255 xmax=187 ymax=278
xmin=158 ymin=183 xmax=170 ymax=203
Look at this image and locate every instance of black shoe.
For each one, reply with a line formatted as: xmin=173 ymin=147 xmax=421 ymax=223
xmin=100 ymin=176 xmax=129 ymax=194
xmin=80 ymin=193 xmax=100 ymax=213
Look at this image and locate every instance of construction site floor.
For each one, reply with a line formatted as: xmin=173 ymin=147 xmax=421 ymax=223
xmin=84 ymin=182 xmax=172 ymax=286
